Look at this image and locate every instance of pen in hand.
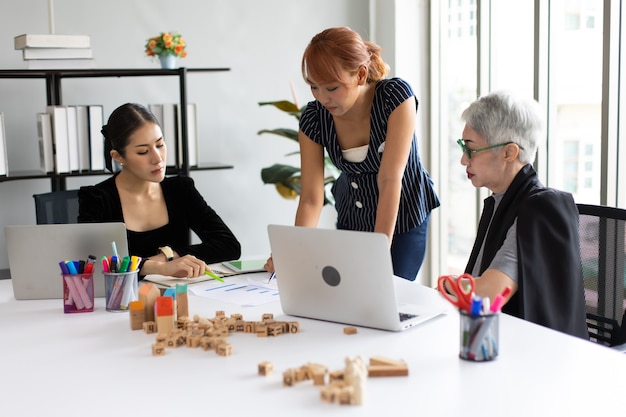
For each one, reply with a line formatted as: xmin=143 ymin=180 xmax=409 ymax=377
xmin=267 ymin=272 xmax=276 ymax=284
xmin=205 ymin=268 xmax=224 ymax=283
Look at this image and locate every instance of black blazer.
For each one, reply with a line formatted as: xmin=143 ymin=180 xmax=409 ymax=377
xmin=466 ymin=164 xmax=588 ymax=339
xmin=78 ymin=174 xmax=241 ymax=264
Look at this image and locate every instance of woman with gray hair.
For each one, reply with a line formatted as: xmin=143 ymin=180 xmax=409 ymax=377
xmin=446 ymin=90 xmax=588 ymax=338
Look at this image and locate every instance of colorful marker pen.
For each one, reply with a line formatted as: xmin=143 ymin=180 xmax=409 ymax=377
xmin=470 ymin=295 xmax=483 ymax=316
xmin=205 ymin=268 xmax=224 ymax=283
xmin=110 ymin=256 xmax=119 ymax=273
xmin=490 ymin=287 xmax=511 ymax=313
xmin=111 ymin=242 xmax=121 ymax=270
xmin=119 ymin=256 xmax=130 ymax=273
xmin=101 ymin=256 xmax=110 ymax=273
xmin=490 ymin=295 xmax=505 ymax=313
xmin=59 ymin=261 xmax=70 ymax=274
xmin=481 ymin=297 xmax=491 ymax=315
xmin=129 ymin=255 xmax=140 ymax=272
xmin=65 ymin=260 xmax=78 ymax=274
xmin=85 ymin=255 xmax=96 ymax=274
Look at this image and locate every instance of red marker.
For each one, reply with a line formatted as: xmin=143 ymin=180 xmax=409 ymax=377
xmin=84 ymin=255 xmax=96 ymax=274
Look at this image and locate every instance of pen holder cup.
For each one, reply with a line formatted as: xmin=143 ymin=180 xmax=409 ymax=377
xmin=459 ymin=310 xmax=499 ymax=362
xmin=103 ymin=271 xmax=139 ymax=312
xmin=62 ymin=273 xmax=95 ymax=313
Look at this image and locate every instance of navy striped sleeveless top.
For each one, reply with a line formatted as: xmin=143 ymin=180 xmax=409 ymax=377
xmin=300 ymin=77 xmax=440 ymax=234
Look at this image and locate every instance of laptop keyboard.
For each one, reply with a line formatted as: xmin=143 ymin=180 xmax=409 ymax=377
xmin=399 ymin=312 xmax=418 ymax=322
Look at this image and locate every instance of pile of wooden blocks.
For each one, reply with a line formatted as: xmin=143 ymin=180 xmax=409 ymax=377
xmin=259 ymin=355 xmax=408 ymax=406
xmin=147 ymin=311 xmax=299 ymax=357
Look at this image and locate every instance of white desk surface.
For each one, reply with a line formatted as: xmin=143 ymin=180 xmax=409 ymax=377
xmin=1 ymin=276 xmax=625 ymax=416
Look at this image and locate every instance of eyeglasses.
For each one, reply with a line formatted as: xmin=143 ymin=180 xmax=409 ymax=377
xmin=456 ymin=139 xmax=521 ymax=160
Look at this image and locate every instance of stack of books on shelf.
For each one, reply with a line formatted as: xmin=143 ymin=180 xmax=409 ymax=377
xmin=37 ymin=105 xmax=105 ymax=174
xmin=149 ymin=102 xmax=199 ymax=167
xmin=14 ymin=34 xmax=94 ymax=69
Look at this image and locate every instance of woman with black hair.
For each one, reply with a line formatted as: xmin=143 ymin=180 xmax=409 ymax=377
xmin=78 ymin=103 xmax=240 ymax=278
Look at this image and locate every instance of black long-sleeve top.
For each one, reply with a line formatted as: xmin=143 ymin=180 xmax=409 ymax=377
xmin=78 ymin=174 xmax=241 ymax=264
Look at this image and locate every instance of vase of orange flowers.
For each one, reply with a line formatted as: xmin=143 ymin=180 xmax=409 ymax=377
xmin=145 ymin=32 xmax=188 ymax=69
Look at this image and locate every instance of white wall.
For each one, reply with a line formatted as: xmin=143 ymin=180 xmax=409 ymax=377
xmin=0 ymin=0 xmax=373 ymax=268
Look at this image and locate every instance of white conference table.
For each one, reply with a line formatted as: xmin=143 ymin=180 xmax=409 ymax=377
xmin=1 ymin=275 xmax=625 ymax=417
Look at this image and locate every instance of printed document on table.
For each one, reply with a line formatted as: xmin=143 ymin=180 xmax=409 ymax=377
xmin=188 ymin=273 xmax=279 ymax=307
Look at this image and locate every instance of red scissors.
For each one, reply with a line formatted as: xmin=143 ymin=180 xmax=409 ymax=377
xmin=437 ymin=273 xmax=476 ymax=312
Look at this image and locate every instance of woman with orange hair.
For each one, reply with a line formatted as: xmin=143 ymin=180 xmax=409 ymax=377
xmin=269 ymin=27 xmax=439 ymax=281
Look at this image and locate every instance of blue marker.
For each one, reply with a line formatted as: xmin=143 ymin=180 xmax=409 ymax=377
xmin=110 ymin=256 xmax=118 ymax=273
xmin=65 ymin=260 xmax=78 ymax=274
xmin=470 ymin=294 xmax=483 ymax=316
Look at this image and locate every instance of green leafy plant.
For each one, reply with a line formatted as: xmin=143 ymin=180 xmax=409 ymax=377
xmin=258 ymin=100 xmax=339 ymax=205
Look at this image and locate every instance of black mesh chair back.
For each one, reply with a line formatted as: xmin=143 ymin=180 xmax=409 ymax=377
xmin=33 ymin=189 xmax=80 ymax=224
xmin=577 ymin=204 xmax=626 ymax=347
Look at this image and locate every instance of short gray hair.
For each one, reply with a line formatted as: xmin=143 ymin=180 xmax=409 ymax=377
xmin=461 ymin=90 xmax=543 ymax=164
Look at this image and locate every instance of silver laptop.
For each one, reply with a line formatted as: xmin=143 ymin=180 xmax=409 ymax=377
xmin=5 ymin=223 xmax=129 ymax=300
xmin=267 ymin=224 xmax=445 ymax=331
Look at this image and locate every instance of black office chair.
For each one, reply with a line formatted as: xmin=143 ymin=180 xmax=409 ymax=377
xmin=33 ymin=189 xmax=80 ymax=224
xmin=577 ymin=204 xmax=626 ymax=348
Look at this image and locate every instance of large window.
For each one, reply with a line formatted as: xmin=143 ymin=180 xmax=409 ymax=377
xmin=441 ymin=0 xmax=478 ymax=275
xmin=548 ymin=0 xmax=603 ymax=204
xmin=434 ymin=0 xmax=610 ymax=279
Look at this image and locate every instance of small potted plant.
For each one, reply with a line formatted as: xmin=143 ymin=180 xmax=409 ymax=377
xmin=145 ymin=32 xmax=188 ymax=69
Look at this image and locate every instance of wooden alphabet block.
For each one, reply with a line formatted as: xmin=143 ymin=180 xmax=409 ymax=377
xmin=329 ymin=370 xmax=344 ymax=382
xmin=343 ymin=326 xmax=358 ymax=335
xmin=177 ymin=315 xmax=191 ymax=330
xmin=313 ymin=370 xmax=326 ymax=386
xmin=243 ymin=322 xmax=256 ymax=333
xmin=258 ymin=361 xmax=273 ymax=376
xmin=283 ymin=368 xmax=297 ymax=386
xmin=320 ymin=385 xmax=338 ymax=403
xmin=267 ymin=323 xmax=283 ymax=337
xmin=256 ymin=323 xmax=268 ymax=337
xmin=152 ymin=342 xmax=166 ymax=356
xmin=262 ymin=313 xmax=274 ymax=321
xmin=143 ymin=321 xmax=157 ymax=334
xmin=288 ymin=321 xmax=300 ymax=333
xmin=212 ymin=325 xmax=229 ymax=337
xmin=165 ymin=336 xmax=178 ymax=348
xmin=216 ymin=342 xmax=233 ymax=356
xmin=225 ymin=318 xmax=237 ymax=332
xmin=187 ymin=334 xmax=202 ymax=348
xmin=199 ymin=336 xmax=213 ymax=351
xmin=296 ymin=368 xmax=308 ymax=382
xmin=338 ymin=386 xmax=355 ymax=405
